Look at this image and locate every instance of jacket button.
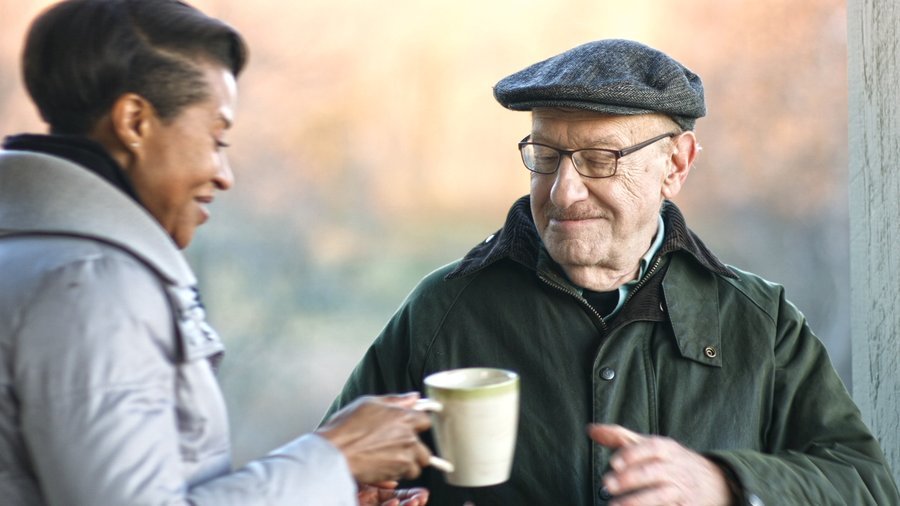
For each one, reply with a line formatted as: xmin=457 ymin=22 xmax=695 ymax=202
xmin=598 ymin=486 xmax=613 ymax=500
xmin=599 ymin=367 xmax=616 ymax=381
xmin=704 ymin=346 xmax=718 ymax=358
xmin=659 ymin=301 xmax=666 ymax=312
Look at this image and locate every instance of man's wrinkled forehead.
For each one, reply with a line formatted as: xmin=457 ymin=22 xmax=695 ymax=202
xmin=530 ymin=109 xmax=673 ymax=140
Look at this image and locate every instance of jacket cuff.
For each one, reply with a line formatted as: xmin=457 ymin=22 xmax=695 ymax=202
xmin=269 ymin=433 xmax=358 ymax=502
xmin=705 ymin=452 xmax=765 ymax=506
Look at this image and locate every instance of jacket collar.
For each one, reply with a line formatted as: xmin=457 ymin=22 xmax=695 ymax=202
xmin=0 ymin=150 xmax=196 ymax=287
xmin=3 ymin=133 xmax=140 ymax=202
xmin=447 ymin=195 xmax=735 ymax=281
xmin=446 ymin=195 xmax=542 ymax=279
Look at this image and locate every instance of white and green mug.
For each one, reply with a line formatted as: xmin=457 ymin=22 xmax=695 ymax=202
xmin=415 ymin=367 xmax=520 ymax=487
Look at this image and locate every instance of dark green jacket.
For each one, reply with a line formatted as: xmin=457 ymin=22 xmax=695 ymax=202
xmin=328 ymin=197 xmax=899 ymax=505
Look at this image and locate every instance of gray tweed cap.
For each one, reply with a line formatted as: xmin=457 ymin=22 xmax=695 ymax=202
xmin=493 ymin=39 xmax=706 ymax=131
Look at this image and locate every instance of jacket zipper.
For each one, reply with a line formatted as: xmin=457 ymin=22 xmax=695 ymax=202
xmin=538 ymin=255 xmax=663 ymax=334
xmin=622 ymin=256 xmax=663 ymax=308
xmin=538 ymin=274 xmax=609 ymax=334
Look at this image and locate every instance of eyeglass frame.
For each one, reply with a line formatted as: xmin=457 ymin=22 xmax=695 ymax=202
xmin=517 ymin=131 xmax=679 ymax=179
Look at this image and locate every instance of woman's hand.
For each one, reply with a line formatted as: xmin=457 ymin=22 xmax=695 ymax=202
xmin=317 ymin=393 xmax=433 ymax=484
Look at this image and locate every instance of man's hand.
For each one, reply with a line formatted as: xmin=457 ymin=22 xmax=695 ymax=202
xmin=318 ymin=393 xmax=433 ymax=484
xmin=357 ymin=481 xmax=429 ymax=506
xmin=588 ymin=424 xmax=733 ymax=506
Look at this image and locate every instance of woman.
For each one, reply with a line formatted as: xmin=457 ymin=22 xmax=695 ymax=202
xmin=0 ymin=1 xmax=431 ymax=504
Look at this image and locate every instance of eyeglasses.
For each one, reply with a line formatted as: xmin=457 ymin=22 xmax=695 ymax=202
xmin=518 ymin=132 xmax=678 ymax=179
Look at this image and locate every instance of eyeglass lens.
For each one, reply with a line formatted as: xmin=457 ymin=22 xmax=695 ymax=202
xmin=521 ymin=144 xmax=617 ymax=178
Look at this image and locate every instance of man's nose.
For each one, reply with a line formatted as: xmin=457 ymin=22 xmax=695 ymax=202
xmin=550 ymin=155 xmax=589 ymax=208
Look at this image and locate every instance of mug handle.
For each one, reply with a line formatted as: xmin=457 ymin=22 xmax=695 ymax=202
xmin=412 ymin=398 xmax=455 ymax=473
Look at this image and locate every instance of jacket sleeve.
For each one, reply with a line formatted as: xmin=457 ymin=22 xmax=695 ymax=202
xmin=187 ymin=434 xmax=357 ymax=505
xmin=707 ymin=290 xmax=900 ymax=506
xmin=14 ymin=252 xmax=356 ymax=505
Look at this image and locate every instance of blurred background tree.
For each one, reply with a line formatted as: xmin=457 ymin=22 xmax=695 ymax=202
xmin=1 ymin=0 xmax=847 ymax=466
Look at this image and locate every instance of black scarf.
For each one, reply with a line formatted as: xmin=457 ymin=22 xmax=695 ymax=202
xmin=2 ymin=133 xmax=139 ymax=202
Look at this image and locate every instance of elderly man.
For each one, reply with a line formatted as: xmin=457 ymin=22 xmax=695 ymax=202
xmin=327 ymin=40 xmax=899 ymax=505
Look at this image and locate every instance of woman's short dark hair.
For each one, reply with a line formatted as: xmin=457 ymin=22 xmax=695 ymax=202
xmin=22 ymin=0 xmax=249 ymax=134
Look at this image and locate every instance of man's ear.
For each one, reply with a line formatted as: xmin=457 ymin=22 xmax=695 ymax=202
xmin=661 ymin=131 xmax=698 ymax=200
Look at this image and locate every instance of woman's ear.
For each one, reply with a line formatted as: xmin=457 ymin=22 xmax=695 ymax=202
xmin=661 ymin=131 xmax=699 ymax=200
xmin=84 ymin=93 xmax=153 ymax=171
xmin=109 ymin=93 xmax=154 ymax=161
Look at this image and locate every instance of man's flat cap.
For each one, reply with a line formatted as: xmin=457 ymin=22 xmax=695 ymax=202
xmin=493 ymin=39 xmax=705 ymax=130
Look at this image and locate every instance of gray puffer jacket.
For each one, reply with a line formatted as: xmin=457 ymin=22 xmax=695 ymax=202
xmin=0 ymin=150 xmax=356 ymax=505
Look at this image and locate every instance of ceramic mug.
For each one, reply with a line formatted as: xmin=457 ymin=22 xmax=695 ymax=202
xmin=415 ymin=367 xmax=520 ymax=487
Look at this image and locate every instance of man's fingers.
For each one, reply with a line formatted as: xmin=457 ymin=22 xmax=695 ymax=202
xmin=604 ymin=458 xmax=670 ymax=495
xmin=607 ymin=482 xmax=678 ymax=506
xmin=395 ymin=487 xmax=429 ymax=500
xmin=588 ymin=424 xmax=645 ymax=449
xmin=609 ymin=436 xmax=682 ymax=473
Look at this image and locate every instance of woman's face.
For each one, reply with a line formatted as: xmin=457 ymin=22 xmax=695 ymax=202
xmin=128 ymin=62 xmax=238 ymax=248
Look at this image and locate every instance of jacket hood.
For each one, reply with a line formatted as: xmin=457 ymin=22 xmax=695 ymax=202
xmin=0 ymin=150 xmax=196 ymax=287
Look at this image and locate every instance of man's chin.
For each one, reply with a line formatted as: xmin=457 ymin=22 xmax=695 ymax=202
xmin=544 ymin=242 xmax=604 ymax=269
